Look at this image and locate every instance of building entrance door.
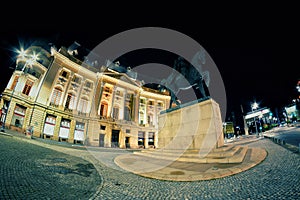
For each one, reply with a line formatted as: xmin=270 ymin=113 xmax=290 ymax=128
xmin=111 ymin=130 xmax=120 ymax=148
xmin=125 ymin=137 xmax=130 ymax=148
xmin=99 ymin=134 xmax=105 ymax=147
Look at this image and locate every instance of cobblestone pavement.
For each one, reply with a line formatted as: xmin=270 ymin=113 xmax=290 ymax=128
xmin=0 ymin=135 xmax=102 ymax=199
xmin=1 ymin=132 xmax=300 ymax=199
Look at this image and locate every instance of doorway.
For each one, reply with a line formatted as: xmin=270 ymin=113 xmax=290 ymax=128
xmin=111 ymin=129 xmax=120 ymax=148
xmin=99 ymin=134 xmax=105 ymax=147
xmin=125 ymin=137 xmax=130 ymax=148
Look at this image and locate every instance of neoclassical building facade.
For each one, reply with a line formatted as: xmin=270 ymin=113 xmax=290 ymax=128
xmin=0 ymin=45 xmax=170 ymax=149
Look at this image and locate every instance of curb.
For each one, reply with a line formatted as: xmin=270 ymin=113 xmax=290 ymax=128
xmin=263 ymin=135 xmax=299 ymax=154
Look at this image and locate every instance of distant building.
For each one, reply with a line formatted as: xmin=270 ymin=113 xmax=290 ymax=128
xmin=284 ymin=104 xmax=299 ymax=122
xmin=245 ymin=107 xmax=273 ymax=133
xmin=0 ymin=44 xmax=170 ymax=149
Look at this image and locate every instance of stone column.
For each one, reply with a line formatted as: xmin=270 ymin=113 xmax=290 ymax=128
xmin=97 ymin=81 xmax=105 ymax=116
xmin=52 ymin=115 xmax=62 ymax=141
xmin=105 ymin=125 xmax=112 ymax=147
xmin=109 ymin=86 xmax=117 ymax=118
xmin=144 ymin=131 xmax=149 ymax=149
xmin=68 ymin=119 xmax=76 ymax=144
xmin=4 ymin=101 xmax=16 ymax=129
xmin=133 ymin=92 xmax=140 ymax=124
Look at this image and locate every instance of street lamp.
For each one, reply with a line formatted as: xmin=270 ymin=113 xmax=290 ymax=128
xmin=251 ymin=101 xmax=259 ymax=137
xmin=0 ymin=48 xmax=38 ymax=132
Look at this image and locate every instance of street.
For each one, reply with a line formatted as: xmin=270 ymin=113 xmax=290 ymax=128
xmin=264 ymin=126 xmax=300 ymax=147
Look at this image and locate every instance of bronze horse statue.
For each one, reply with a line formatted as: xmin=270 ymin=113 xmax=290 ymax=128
xmin=159 ymin=54 xmax=210 ymax=109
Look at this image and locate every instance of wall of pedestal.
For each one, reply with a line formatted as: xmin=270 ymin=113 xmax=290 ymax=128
xmin=157 ymin=98 xmax=224 ymax=150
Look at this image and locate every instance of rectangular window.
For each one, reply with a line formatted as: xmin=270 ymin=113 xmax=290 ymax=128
xmin=61 ymin=71 xmax=68 ymax=78
xmin=10 ymin=76 xmax=19 ymax=90
xmin=85 ymin=81 xmax=92 ymax=88
xmin=100 ymin=125 xmax=106 ymax=130
xmin=72 ymin=76 xmax=81 ymax=84
xmin=104 ymin=87 xmax=110 ymax=93
xmin=22 ymin=80 xmax=33 ymax=95
xmin=140 ymin=98 xmax=146 ymax=104
xmin=157 ymin=102 xmax=163 ymax=107
xmin=138 ymin=131 xmax=145 ymax=146
xmin=59 ymin=118 xmax=70 ymax=139
xmin=148 ymin=132 xmax=155 ymax=145
xmin=74 ymin=122 xmax=85 ymax=141
xmin=43 ymin=115 xmax=56 ymax=136
xmin=113 ymin=107 xmax=119 ymax=119
xmin=12 ymin=104 xmax=26 ymax=128
xmin=126 ymin=93 xmax=132 ymax=99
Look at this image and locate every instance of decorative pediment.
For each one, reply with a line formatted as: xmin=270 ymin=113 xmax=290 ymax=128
xmin=104 ymin=72 xmax=140 ymax=88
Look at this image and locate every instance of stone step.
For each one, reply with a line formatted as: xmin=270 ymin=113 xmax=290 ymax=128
xmin=139 ymin=145 xmax=240 ymax=158
xmin=134 ymin=145 xmax=248 ymax=164
xmin=140 ymin=144 xmax=235 ymax=154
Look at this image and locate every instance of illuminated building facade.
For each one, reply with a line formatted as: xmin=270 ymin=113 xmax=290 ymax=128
xmin=0 ymin=45 xmax=170 ymax=148
xmin=245 ymin=107 xmax=273 ymax=133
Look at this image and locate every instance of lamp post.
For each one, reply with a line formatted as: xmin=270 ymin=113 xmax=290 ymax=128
xmin=0 ymin=49 xmax=37 ymax=132
xmin=251 ymin=102 xmax=259 ymax=137
xmin=241 ymin=104 xmax=249 ymax=135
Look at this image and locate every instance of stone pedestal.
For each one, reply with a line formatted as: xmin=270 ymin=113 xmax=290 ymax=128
xmin=114 ymin=98 xmax=267 ymax=181
xmin=134 ymin=98 xmax=247 ymax=163
xmin=157 ymin=98 xmax=224 ymax=152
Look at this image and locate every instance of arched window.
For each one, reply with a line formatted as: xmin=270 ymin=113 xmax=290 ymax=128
xmin=100 ymin=102 xmax=108 ymax=117
xmin=51 ymin=87 xmax=62 ymax=105
xmin=78 ymin=97 xmax=89 ymax=113
xmin=65 ymin=93 xmax=76 ymax=110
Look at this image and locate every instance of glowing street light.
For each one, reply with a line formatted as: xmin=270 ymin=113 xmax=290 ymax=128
xmin=16 ymin=47 xmax=27 ymax=59
xmin=252 ymin=102 xmax=259 ymax=110
xmin=251 ymin=101 xmax=259 ymax=137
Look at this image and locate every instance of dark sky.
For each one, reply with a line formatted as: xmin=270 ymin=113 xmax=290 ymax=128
xmin=0 ymin=5 xmax=299 ymax=125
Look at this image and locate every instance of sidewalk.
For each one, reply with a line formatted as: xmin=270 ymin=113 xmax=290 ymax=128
xmin=0 ymin=128 xmax=85 ymax=149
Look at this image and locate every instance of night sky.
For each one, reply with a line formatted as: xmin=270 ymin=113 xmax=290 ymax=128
xmin=0 ymin=6 xmax=299 ymax=126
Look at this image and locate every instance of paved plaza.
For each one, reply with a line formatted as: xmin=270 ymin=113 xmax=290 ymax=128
xmin=1 ymin=130 xmax=300 ymax=199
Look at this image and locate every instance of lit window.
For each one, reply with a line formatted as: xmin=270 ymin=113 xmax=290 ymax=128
xmin=10 ymin=76 xmax=19 ymax=90
xmin=22 ymin=80 xmax=33 ymax=95
xmin=100 ymin=102 xmax=108 ymax=116
xmin=51 ymin=87 xmax=62 ymax=105
xmin=65 ymin=93 xmax=76 ymax=110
